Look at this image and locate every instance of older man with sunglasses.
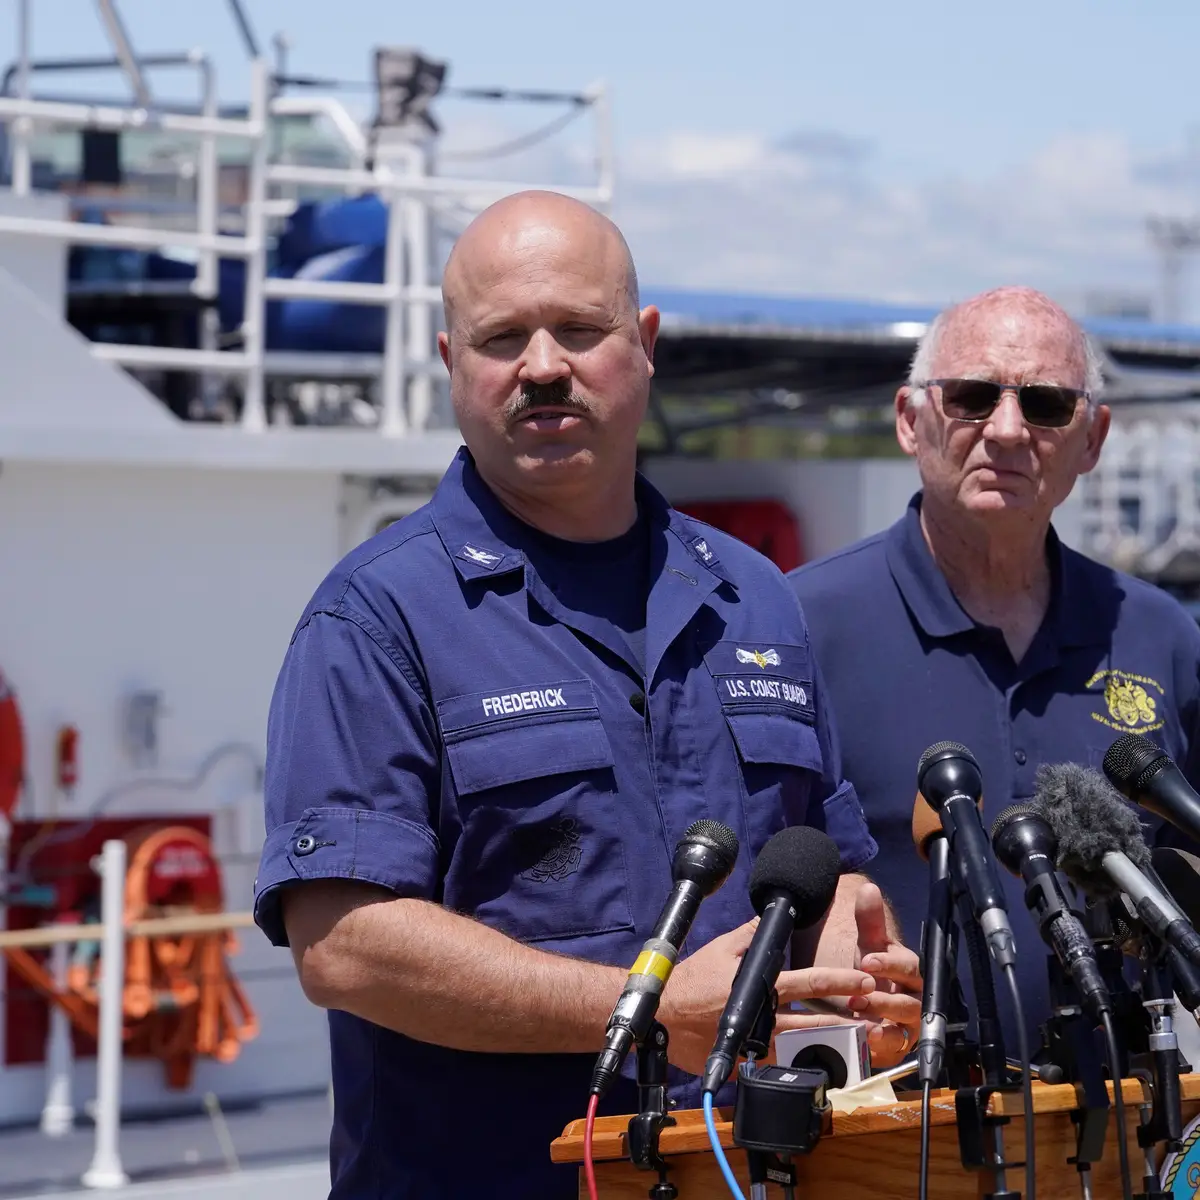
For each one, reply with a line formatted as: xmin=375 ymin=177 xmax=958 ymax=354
xmin=788 ymin=285 xmax=1200 ymax=1054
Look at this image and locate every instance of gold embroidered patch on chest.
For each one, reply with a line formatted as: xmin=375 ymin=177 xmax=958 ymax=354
xmin=736 ymin=647 xmax=781 ymax=669
xmin=1086 ymin=669 xmax=1165 ymax=734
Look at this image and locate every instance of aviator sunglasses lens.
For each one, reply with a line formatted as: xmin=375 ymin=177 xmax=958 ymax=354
xmin=938 ymin=380 xmax=1080 ymax=427
xmin=1019 ymin=385 xmax=1078 ymax=427
xmin=939 ymin=380 xmax=1003 ymax=420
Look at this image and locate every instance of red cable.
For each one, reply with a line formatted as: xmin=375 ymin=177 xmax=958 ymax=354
xmin=583 ymin=1092 xmax=600 ymax=1200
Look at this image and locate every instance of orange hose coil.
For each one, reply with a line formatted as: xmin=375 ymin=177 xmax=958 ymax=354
xmin=64 ymin=823 xmax=258 ymax=1089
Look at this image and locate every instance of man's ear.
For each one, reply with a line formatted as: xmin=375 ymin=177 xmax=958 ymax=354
xmin=437 ymin=331 xmax=452 ymax=374
xmin=895 ymin=386 xmax=920 ymax=458
xmin=1079 ymin=403 xmax=1111 ymax=474
xmin=638 ymin=306 xmax=661 ymax=377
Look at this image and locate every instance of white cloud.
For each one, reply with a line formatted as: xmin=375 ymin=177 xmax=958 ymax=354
xmin=613 ymin=127 xmax=1195 ymax=319
xmin=426 ymin=109 xmax=1200 ymax=321
xmin=640 ymin=133 xmax=769 ymax=178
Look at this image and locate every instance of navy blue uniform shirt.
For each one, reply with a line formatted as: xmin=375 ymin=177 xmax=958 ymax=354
xmin=789 ymin=492 xmax=1200 ymax=1053
xmin=254 ymin=448 xmax=876 ymax=1200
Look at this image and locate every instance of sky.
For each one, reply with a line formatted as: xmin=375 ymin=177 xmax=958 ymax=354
xmin=5 ymin=1 xmax=1200 ymax=318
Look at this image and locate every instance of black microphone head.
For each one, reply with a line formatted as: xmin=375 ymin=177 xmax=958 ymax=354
xmin=989 ymin=803 xmax=1057 ymax=876
xmin=1104 ymin=733 xmax=1170 ymax=797
xmin=917 ymin=741 xmax=983 ymax=811
xmin=1110 ymin=909 xmax=1139 ymax=949
xmin=748 ymin=826 xmax=841 ymax=927
xmin=671 ymin=819 xmax=739 ymax=895
xmin=1027 ymin=762 xmax=1151 ymax=894
xmin=1151 ymin=846 xmax=1200 ymax=928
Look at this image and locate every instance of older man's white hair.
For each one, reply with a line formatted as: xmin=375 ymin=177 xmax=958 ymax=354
xmin=906 ymin=290 xmax=1105 ymax=407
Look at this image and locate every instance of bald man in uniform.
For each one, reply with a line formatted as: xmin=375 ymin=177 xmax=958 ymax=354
xmin=252 ymin=191 xmax=920 ymax=1199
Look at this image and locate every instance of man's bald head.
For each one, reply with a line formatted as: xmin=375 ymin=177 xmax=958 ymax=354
xmin=434 ymin=189 xmax=659 ymax=540
xmin=909 ymin=285 xmax=1104 ymax=398
xmin=441 ymin=190 xmax=639 ymax=335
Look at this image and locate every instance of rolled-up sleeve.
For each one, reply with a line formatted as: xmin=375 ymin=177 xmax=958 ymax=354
xmin=809 ymin=647 xmax=878 ymax=873
xmin=253 ymin=607 xmax=441 ymax=947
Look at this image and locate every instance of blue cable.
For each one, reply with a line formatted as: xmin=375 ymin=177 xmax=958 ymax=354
xmin=703 ymin=1090 xmax=746 ymax=1200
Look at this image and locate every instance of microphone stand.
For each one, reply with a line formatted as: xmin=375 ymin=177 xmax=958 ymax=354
xmin=940 ymin=872 xmax=980 ymax=1090
xmin=1131 ymin=952 xmax=1183 ymax=1200
xmin=950 ymin=857 xmax=1021 ymax=1200
xmin=919 ymin=836 xmax=979 ymax=1088
xmin=1096 ymin=897 xmax=1182 ymax=1200
xmin=627 ymin=1022 xmax=679 ymax=1200
xmin=1036 ymin=953 xmax=1110 ymax=1200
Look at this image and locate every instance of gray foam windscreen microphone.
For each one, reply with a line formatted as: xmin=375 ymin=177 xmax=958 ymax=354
xmin=1027 ymin=761 xmax=1152 ymax=894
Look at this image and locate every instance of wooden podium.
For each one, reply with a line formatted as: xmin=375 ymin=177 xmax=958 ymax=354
xmin=552 ymin=1075 xmax=1200 ymax=1198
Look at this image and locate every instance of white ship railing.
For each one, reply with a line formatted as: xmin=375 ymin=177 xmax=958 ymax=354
xmin=0 ymin=0 xmax=615 ymax=435
xmin=0 ymin=839 xmax=261 ymax=1189
xmin=1079 ymin=409 xmax=1200 ymax=574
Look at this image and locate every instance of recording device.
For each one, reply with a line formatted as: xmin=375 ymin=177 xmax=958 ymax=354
xmin=990 ymin=804 xmax=1112 ymax=1024
xmin=733 ymin=1062 xmax=829 ymax=1164
xmin=912 ymin=792 xmax=962 ymax=1085
xmin=917 ymin=741 xmax=1017 ymax=968
xmin=1027 ymin=763 xmax=1200 ymax=972
xmin=590 ymin=818 xmax=739 ymax=1099
xmin=701 ymin=825 xmax=842 ymax=1096
xmin=1105 ymin=734 xmax=1200 ymax=847
xmin=774 ymin=1023 xmax=870 ymax=1090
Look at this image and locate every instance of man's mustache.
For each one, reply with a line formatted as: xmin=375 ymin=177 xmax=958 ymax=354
xmin=504 ymin=381 xmax=592 ymax=422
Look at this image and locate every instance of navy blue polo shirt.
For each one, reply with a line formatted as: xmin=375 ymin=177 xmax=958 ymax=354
xmin=789 ymin=492 xmax=1200 ymax=1053
xmin=254 ymin=448 xmax=875 ymax=1200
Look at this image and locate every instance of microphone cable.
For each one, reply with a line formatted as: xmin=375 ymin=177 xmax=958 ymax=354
xmin=583 ymin=1093 xmax=599 ymax=1200
xmin=1000 ymin=962 xmax=1036 ymax=1200
xmin=1100 ymin=1009 xmax=1134 ymax=1200
xmin=703 ymin=1090 xmax=746 ymax=1200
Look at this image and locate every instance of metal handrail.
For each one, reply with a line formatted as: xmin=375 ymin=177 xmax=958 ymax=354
xmin=0 ymin=5 xmax=615 ymax=436
xmin=0 ymin=908 xmax=256 ymax=949
xmin=0 ymin=95 xmax=265 ymax=140
xmin=95 ymin=0 xmax=151 ymax=108
xmin=0 ymin=214 xmax=254 ymax=255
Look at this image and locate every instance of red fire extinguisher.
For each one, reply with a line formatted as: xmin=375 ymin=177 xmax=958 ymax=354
xmin=55 ymin=725 xmax=79 ymax=792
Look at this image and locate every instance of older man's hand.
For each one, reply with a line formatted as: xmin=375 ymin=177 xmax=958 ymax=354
xmin=843 ymin=880 xmax=923 ymax=1066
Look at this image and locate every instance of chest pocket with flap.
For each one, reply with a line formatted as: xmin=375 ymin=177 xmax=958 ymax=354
xmin=435 ymin=678 xmax=633 ymax=945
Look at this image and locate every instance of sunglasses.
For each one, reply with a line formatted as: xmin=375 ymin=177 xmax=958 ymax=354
xmin=921 ymin=378 xmax=1088 ymax=429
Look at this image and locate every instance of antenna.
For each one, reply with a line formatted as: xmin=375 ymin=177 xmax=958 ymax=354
xmin=1146 ymin=215 xmax=1200 ymax=324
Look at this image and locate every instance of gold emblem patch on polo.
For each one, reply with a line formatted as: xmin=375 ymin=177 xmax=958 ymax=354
xmin=1086 ymin=669 xmax=1165 ymax=733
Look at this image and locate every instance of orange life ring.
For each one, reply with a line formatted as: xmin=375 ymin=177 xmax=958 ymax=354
xmin=0 ymin=668 xmax=24 ymax=819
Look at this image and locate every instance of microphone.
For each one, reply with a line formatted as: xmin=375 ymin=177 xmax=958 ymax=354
xmin=1109 ymin=886 xmax=1200 ymax=1017
xmin=912 ymin=792 xmax=961 ymax=1085
xmin=701 ymin=825 xmax=842 ymax=1096
xmin=1104 ymin=734 xmax=1200 ymax=845
xmin=1147 ymin=848 xmax=1200 ymax=1014
xmin=917 ymin=741 xmax=1017 ymax=968
xmin=590 ymin=818 xmax=739 ymax=1099
xmin=1027 ymin=763 xmax=1200 ymax=971
xmin=1151 ymin=846 xmax=1200 ymax=929
xmin=989 ymin=804 xmax=1112 ymax=1024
